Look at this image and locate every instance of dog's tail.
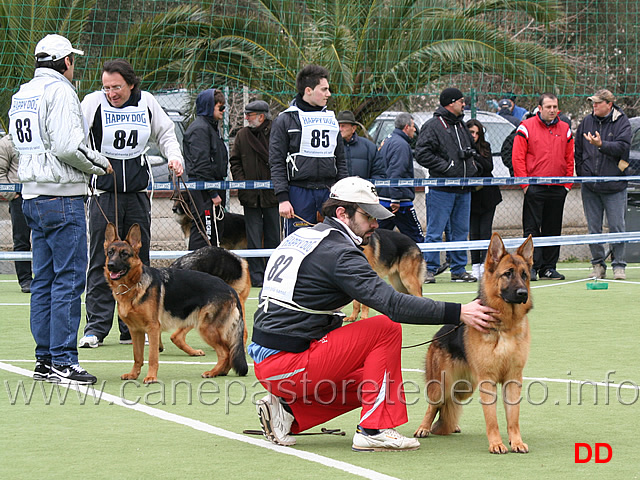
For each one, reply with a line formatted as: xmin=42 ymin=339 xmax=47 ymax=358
xmin=230 ymin=296 xmax=248 ymax=376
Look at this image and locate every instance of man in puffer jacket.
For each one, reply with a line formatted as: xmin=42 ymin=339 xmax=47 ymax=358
xmin=269 ymin=65 xmax=348 ymax=236
xmin=416 ymin=87 xmax=478 ymax=283
xmin=9 ymin=35 xmax=112 ymax=384
xmin=337 ymin=110 xmax=384 ymax=179
xmin=575 ymin=89 xmax=631 ymax=280
xmin=376 ymin=112 xmax=424 ymax=243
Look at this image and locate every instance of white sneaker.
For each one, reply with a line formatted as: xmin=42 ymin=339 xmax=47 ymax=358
xmin=256 ymin=394 xmax=296 ymax=446
xmin=79 ymin=335 xmax=101 ymax=348
xmin=472 ymin=263 xmax=482 ymax=279
xmin=352 ymin=428 xmax=420 ymax=452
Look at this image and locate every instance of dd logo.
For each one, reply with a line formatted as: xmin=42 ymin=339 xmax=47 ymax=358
xmin=574 ymin=443 xmax=612 ymax=463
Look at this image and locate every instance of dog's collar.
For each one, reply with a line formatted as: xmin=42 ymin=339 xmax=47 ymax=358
xmin=114 ymin=282 xmax=141 ymax=296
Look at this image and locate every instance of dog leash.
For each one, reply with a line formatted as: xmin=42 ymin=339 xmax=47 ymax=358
xmin=170 ymin=175 xmax=212 ymax=247
xmin=401 ymin=324 xmax=461 ymax=349
xmin=242 ymin=428 xmax=345 ymax=437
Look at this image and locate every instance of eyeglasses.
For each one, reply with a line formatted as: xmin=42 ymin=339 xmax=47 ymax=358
xmin=101 ymin=85 xmax=124 ymax=93
xmin=355 ymin=209 xmax=377 ymax=223
xmin=217 ymin=104 xmax=226 ymax=112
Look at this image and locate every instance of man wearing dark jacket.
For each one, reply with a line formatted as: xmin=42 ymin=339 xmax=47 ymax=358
xmin=249 ymin=176 xmax=496 ymax=451
xmin=416 ymin=87 xmax=478 ymax=283
xmin=337 ymin=110 xmax=384 ymax=179
xmin=376 ymin=112 xmax=424 ymax=243
xmin=269 ymin=65 xmax=348 ymax=236
xmin=229 ymin=100 xmax=279 ymax=287
xmin=183 ymin=88 xmax=228 ymax=250
xmin=576 ymin=89 xmax=631 ymax=280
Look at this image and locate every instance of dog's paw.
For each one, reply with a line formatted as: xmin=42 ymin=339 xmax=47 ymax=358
xmin=489 ymin=442 xmax=509 ymax=454
xmin=511 ymin=441 xmax=529 ymax=453
xmin=413 ymin=427 xmax=431 ymax=438
xmin=143 ymin=376 xmax=159 ymax=384
xmin=121 ymin=372 xmax=139 ymax=380
xmin=190 ymin=349 xmax=205 ymax=356
xmin=343 ymin=316 xmax=357 ymax=323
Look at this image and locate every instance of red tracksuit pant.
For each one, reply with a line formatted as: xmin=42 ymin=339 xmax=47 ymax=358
xmin=253 ymin=315 xmax=408 ymax=433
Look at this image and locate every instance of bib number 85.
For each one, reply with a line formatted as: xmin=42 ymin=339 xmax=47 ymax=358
xmin=310 ymin=129 xmax=330 ymax=148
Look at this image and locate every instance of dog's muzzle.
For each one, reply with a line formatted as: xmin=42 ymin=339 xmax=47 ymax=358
xmin=502 ymin=288 xmax=529 ymax=304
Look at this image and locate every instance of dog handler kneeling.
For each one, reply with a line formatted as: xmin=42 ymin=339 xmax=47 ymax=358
xmin=249 ymin=177 xmax=497 ymax=451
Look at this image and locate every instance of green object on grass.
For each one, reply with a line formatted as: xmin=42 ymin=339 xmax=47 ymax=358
xmin=586 ymin=279 xmax=609 ymax=289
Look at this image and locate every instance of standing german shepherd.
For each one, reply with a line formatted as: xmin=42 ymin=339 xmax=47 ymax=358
xmin=171 ymin=246 xmax=252 ymax=347
xmin=345 ymin=229 xmax=425 ymax=322
xmin=104 ymin=223 xmax=248 ymax=384
xmin=414 ymin=233 xmax=533 ymax=454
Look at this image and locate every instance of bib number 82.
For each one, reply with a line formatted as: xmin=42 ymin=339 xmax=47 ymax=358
xmin=267 ymin=255 xmax=293 ymax=283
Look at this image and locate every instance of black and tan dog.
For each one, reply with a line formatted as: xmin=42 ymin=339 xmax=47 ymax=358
xmin=171 ymin=246 xmax=252 ymax=346
xmin=414 ymin=233 xmax=533 ymax=454
xmin=345 ymin=229 xmax=425 ymax=322
xmin=104 ymin=223 xmax=248 ymax=384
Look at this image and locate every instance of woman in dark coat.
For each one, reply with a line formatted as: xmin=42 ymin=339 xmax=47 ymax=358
xmin=466 ymin=119 xmax=502 ymax=279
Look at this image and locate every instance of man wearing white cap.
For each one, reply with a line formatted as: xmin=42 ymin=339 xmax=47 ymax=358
xmin=249 ymin=176 xmax=496 ymax=452
xmin=8 ymin=34 xmax=112 ymax=384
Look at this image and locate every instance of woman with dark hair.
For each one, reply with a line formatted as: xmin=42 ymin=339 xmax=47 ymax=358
xmin=466 ymin=119 xmax=502 ymax=279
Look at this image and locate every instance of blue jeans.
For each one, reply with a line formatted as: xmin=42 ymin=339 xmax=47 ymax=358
xmin=425 ymin=189 xmax=471 ymax=274
xmin=284 ymin=186 xmax=330 ymax=237
xmin=581 ymin=186 xmax=627 ymax=268
xmin=22 ymin=196 xmax=87 ymax=365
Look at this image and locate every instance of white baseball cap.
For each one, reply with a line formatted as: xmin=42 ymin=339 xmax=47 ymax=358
xmin=329 ymin=177 xmax=393 ymax=220
xmin=34 ymin=34 xmax=84 ymax=61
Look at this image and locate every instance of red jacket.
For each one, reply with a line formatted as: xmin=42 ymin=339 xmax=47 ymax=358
xmin=512 ymin=114 xmax=574 ymax=189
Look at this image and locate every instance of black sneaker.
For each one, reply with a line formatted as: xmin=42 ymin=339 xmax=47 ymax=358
xmin=450 ymin=271 xmax=477 ymax=283
xmin=33 ymin=359 xmax=51 ymax=381
xmin=424 ymin=271 xmax=436 ymax=284
xmin=434 ymin=261 xmax=450 ymax=276
xmin=49 ymin=364 xmax=97 ymax=385
xmin=530 ymin=268 xmax=537 ymax=281
xmin=539 ymin=268 xmax=565 ymax=280
xmin=20 ymin=281 xmax=32 ymax=293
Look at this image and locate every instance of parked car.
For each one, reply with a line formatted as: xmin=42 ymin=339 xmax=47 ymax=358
xmin=146 ymin=107 xmax=188 ymax=184
xmin=368 ymin=110 xmax=516 ymax=177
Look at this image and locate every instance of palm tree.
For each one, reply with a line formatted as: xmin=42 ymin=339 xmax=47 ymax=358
xmin=112 ymin=0 xmax=572 ymax=126
xmin=0 ymin=0 xmax=95 ymax=132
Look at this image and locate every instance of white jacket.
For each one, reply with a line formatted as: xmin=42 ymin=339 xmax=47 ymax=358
xmin=13 ymin=69 xmax=110 ymax=197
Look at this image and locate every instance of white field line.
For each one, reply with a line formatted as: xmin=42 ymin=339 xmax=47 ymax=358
xmin=0 ymin=361 xmax=399 ymax=480
xmin=3 ymin=358 xmax=636 ymax=391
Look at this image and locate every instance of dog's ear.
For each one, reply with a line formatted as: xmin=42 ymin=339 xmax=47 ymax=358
xmin=485 ymin=232 xmax=506 ymax=272
xmin=104 ymin=223 xmax=119 ymax=253
xmin=517 ymin=234 xmax=534 ymax=267
xmin=125 ymin=224 xmax=143 ymax=254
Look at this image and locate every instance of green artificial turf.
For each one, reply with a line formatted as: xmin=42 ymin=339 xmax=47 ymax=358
xmin=0 ymin=264 xmax=638 ymax=479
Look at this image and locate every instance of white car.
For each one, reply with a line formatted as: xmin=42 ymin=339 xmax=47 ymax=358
xmin=368 ymin=110 xmax=516 ymax=177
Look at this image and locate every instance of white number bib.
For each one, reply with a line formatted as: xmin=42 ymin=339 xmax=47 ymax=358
xmin=261 ymin=227 xmax=334 ymax=304
xmin=100 ymin=94 xmax=151 ymax=158
xmin=9 ymin=81 xmax=48 ymax=154
xmin=288 ymin=107 xmax=339 ymax=157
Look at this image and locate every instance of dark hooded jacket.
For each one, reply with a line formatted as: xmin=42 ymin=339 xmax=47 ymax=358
xmin=415 ymin=106 xmax=478 ymax=191
xmin=183 ymin=89 xmax=228 ymax=198
xmin=575 ymin=105 xmax=631 ymax=193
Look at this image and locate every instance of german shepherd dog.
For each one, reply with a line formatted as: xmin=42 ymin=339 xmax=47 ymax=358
xmin=104 ymin=223 xmax=248 ymax=383
xmin=345 ymin=229 xmax=425 ymax=322
xmin=171 ymin=246 xmax=252 ymax=346
xmin=414 ymin=233 xmax=533 ymax=454
xmin=172 ymin=201 xmax=248 ymax=250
